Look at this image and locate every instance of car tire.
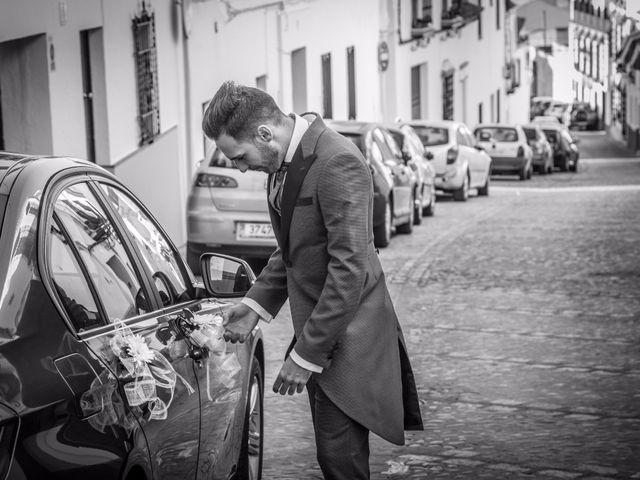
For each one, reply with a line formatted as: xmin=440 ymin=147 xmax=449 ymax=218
xmin=423 ymin=188 xmax=436 ymax=216
xmin=413 ymin=188 xmax=422 ymax=226
xmin=570 ymin=161 xmax=578 ymax=173
xmin=397 ymin=195 xmax=414 ymax=234
xmin=477 ymin=174 xmax=490 ymax=196
xmin=235 ymin=356 xmax=264 ymax=480
xmin=453 ymin=173 xmax=469 ymax=201
xmin=374 ymin=200 xmax=392 ymax=248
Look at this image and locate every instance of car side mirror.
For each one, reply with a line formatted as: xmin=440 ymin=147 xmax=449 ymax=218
xmin=424 ymin=151 xmax=434 ymax=161
xmin=201 ymin=253 xmax=255 ymax=297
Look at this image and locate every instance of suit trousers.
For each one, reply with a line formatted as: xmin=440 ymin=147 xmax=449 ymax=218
xmin=306 ymin=378 xmax=370 ymax=480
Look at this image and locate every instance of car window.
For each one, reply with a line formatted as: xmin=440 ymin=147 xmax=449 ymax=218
xmin=411 ymin=125 xmax=449 ymax=146
xmin=462 ymin=126 xmax=476 ymax=146
xmin=98 ymin=183 xmax=192 ymax=306
xmin=369 ymin=140 xmax=384 ymax=165
xmin=523 ymin=128 xmax=537 ymax=142
xmin=373 ymin=129 xmax=396 ymax=161
xmin=456 ymin=128 xmax=468 ymax=146
xmin=476 ymin=127 xmax=518 ymax=142
xmin=53 ymin=182 xmax=147 ymax=325
xmin=542 ymin=129 xmax=558 ymax=143
xmin=381 ymin=129 xmax=404 ymax=160
xmin=49 ymin=217 xmax=103 ymax=330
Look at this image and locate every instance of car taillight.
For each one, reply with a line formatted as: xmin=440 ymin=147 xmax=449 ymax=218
xmin=446 ymin=146 xmax=458 ymax=164
xmin=194 ymin=173 xmax=238 ymax=188
xmin=517 ymin=146 xmax=524 ymax=157
xmin=0 ymin=404 xmax=19 ymax=479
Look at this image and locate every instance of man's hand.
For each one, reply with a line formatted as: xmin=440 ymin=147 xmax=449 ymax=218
xmin=222 ymin=303 xmax=260 ymax=343
xmin=273 ymin=356 xmax=312 ymax=395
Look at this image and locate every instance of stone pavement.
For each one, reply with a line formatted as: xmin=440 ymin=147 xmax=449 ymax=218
xmin=257 ymin=135 xmax=640 ymax=479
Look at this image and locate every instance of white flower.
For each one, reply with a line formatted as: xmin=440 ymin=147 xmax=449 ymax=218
xmin=125 ymin=334 xmax=154 ymax=364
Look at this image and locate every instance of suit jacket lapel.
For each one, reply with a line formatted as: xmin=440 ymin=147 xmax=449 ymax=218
xmin=278 ymin=114 xmax=327 ymax=263
xmin=279 ymin=146 xmax=317 ymax=261
xmin=266 ymin=174 xmax=283 ymax=246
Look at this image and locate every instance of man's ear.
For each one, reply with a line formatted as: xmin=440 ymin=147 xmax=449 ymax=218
xmin=256 ymin=125 xmax=273 ymax=142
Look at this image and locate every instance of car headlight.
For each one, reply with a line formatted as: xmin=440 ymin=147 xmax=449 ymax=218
xmin=194 ymin=173 xmax=238 ymax=188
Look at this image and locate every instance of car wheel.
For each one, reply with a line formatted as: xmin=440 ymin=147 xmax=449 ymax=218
xmin=570 ymin=161 xmax=578 ymax=173
xmin=477 ymin=174 xmax=490 ymax=196
xmin=453 ymin=173 xmax=469 ymax=201
xmin=374 ymin=200 xmax=392 ymax=248
xmin=397 ymin=195 xmax=414 ymax=234
xmin=413 ymin=188 xmax=422 ymax=225
xmin=236 ymin=356 xmax=264 ymax=480
xmin=423 ymin=188 xmax=436 ymax=216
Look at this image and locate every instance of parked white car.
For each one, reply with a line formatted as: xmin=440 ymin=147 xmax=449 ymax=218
xmin=474 ymin=123 xmax=534 ymax=181
xmin=404 ymin=120 xmax=492 ymax=201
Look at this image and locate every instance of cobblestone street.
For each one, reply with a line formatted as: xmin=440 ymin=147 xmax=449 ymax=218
xmin=257 ymin=131 xmax=640 ymax=479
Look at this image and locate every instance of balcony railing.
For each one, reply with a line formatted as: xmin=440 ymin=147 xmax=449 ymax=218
xmin=440 ymin=1 xmax=482 ymax=30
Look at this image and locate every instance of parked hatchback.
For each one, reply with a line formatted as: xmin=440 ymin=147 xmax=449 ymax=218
xmin=0 ymin=152 xmax=264 ymax=480
xmin=327 ymin=120 xmax=416 ymax=247
xmin=406 ymin=120 xmax=491 ymax=201
xmin=187 ymin=147 xmax=276 ymax=274
xmin=474 ymin=123 xmax=534 ymax=180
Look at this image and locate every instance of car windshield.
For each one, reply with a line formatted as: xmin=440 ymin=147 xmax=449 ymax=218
xmin=411 ymin=126 xmax=449 ymax=146
xmin=208 ymin=148 xmax=235 ymax=168
xmin=476 ymin=127 xmax=519 ymax=142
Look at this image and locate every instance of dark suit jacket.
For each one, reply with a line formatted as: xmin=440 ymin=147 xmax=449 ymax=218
xmin=245 ymin=114 xmax=423 ymax=445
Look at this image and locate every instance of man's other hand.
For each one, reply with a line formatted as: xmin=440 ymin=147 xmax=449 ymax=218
xmin=222 ymin=303 xmax=259 ymax=343
xmin=273 ymin=356 xmax=312 ymax=395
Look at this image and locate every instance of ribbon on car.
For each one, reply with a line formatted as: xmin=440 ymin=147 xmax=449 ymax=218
xmin=109 ymin=320 xmax=194 ymax=420
xmin=183 ymin=311 xmax=242 ymax=401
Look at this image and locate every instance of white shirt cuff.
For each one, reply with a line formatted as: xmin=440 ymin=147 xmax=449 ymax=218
xmin=241 ymin=298 xmax=273 ymax=322
xmin=290 ymin=350 xmax=323 ymax=373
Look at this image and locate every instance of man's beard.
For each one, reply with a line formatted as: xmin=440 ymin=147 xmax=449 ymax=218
xmin=255 ymin=141 xmax=281 ymax=173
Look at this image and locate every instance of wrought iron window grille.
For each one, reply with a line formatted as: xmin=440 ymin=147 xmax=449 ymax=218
xmin=133 ymin=2 xmax=160 ymax=146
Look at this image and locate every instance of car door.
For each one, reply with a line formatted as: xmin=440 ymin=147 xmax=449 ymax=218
xmin=46 ymin=179 xmax=202 ymax=480
xmin=94 ymin=179 xmax=248 ymax=480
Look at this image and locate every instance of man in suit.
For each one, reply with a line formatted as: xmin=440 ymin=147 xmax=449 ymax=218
xmin=202 ymin=81 xmax=422 ymax=479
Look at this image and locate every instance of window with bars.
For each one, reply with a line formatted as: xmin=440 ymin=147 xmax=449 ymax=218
xmin=442 ymin=70 xmax=454 ymax=121
xmin=133 ymin=5 xmax=160 ymax=146
xmin=411 ymin=65 xmax=422 ymax=119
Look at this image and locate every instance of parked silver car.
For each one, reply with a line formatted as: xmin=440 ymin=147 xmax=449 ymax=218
xmin=187 ymin=147 xmax=276 ymax=274
xmin=474 ymin=123 xmax=534 ymax=180
xmin=406 ymin=120 xmax=492 ymax=201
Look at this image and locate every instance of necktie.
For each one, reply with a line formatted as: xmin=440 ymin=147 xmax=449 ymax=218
xmin=269 ymin=164 xmax=288 ymax=215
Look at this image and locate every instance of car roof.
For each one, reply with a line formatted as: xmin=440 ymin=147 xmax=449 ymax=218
xmin=325 ymin=120 xmax=383 ymax=135
xmin=403 ymin=120 xmax=459 ymax=129
xmin=476 ymin=123 xmax=519 ymax=129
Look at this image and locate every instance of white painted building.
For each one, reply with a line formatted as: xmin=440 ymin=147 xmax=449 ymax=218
xmin=384 ymin=0 xmax=509 ymax=129
xmin=1 ymin=0 xmax=520 ymax=248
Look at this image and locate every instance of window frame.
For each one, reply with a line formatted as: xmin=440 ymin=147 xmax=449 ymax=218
xmin=39 ymin=171 xmax=158 ymax=335
xmin=89 ymin=174 xmax=197 ymax=308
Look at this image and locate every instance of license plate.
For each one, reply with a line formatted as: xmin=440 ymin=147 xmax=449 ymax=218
xmin=236 ymin=222 xmax=274 ymax=240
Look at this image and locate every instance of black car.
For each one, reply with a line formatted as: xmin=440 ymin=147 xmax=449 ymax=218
xmin=0 ymin=152 xmax=264 ymax=479
xmin=570 ymin=102 xmax=599 ymax=131
xmin=326 ymin=121 xmax=416 ymax=248
xmin=540 ymin=126 xmax=580 ymax=172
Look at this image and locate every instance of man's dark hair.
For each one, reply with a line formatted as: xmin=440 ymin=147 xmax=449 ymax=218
xmin=202 ymin=81 xmax=285 ymax=140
